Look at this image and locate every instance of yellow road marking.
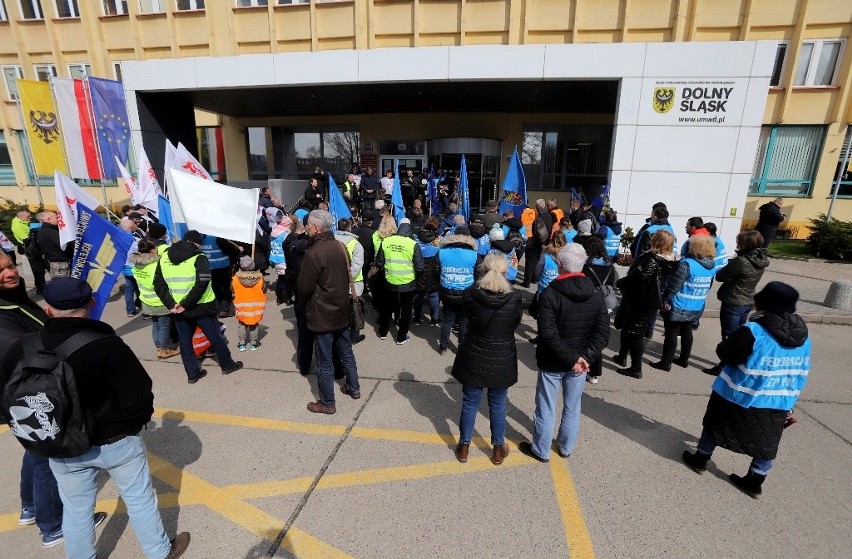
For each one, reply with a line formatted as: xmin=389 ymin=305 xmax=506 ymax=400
xmin=0 ymin=425 xmax=8 ymax=435
xmin=550 ymin=458 xmax=596 ymax=559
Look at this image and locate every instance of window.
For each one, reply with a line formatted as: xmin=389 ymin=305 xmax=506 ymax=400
xmin=246 ymin=126 xmax=359 ymax=181
xmin=247 ymin=127 xmax=268 ymax=180
xmin=67 ymin=63 xmax=91 ymax=79
xmin=521 ymin=124 xmax=613 ymax=192
xmin=54 ymin=0 xmax=80 ymax=18
xmin=33 ymin=64 xmax=57 ymax=82
xmin=794 ymin=40 xmax=844 ymax=86
xmin=237 ymin=0 xmax=267 ymax=6
xmin=831 ymin=126 xmax=852 ymax=198
xmin=113 ymin=62 xmax=123 ymax=81
xmin=0 ymin=131 xmax=15 ymax=186
xmin=103 ymin=0 xmax=128 ymax=15
xmin=770 ymin=43 xmax=787 ymax=87
xmin=138 ymin=0 xmax=164 ymax=12
xmin=19 ymin=0 xmax=43 ymax=19
xmin=277 ymin=0 xmax=309 ymax=4
xmin=750 ymin=125 xmax=825 ymax=196
xmin=2 ymin=66 xmax=23 ymax=100
xmin=0 ymin=0 xmax=8 ymax=21
xmin=176 ymin=0 xmax=204 ymax=10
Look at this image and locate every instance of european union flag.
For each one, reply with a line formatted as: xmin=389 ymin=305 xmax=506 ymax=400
xmin=590 ymin=184 xmax=611 ymax=215
xmin=498 ymin=146 xmax=527 ymax=218
xmin=70 ymin=203 xmax=135 ymax=320
xmin=569 ymin=187 xmax=585 ymax=205
xmin=89 ymin=77 xmax=130 ymax=179
xmin=327 ymin=173 xmax=351 ymax=231
xmin=392 ymin=160 xmax=405 ymax=225
xmin=458 ymin=155 xmax=470 ymax=221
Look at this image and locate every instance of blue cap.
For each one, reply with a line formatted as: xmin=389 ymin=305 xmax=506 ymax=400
xmin=43 ymin=277 xmax=93 ymax=310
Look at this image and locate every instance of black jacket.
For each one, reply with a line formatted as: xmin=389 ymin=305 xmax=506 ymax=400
xmin=0 ymin=281 xmax=47 ymax=363
xmin=615 ymin=251 xmax=677 ymax=335
xmin=416 ymin=228 xmax=441 ymax=293
xmin=352 ymin=224 xmax=376 ymax=270
xmin=756 ymin=202 xmax=784 ymax=239
xmin=303 ymin=185 xmax=324 ymax=209
xmin=0 ymin=317 xmax=154 ymax=446
xmin=35 ymin=223 xmax=73 ymax=263
xmin=360 ymin=173 xmax=380 ymax=200
xmin=536 ymin=274 xmax=610 ymax=371
xmin=153 ymin=240 xmax=217 ymax=319
xmin=451 ymin=288 xmax=522 ymax=388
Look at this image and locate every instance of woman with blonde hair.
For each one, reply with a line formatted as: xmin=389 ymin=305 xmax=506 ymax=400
xmin=652 ymin=234 xmax=716 ymax=371
xmin=612 ymin=230 xmax=678 ymax=378
xmin=451 ymin=252 xmax=522 ymax=466
xmin=368 ymin=215 xmax=399 ymax=317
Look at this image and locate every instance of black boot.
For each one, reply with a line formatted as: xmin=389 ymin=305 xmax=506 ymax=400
xmin=702 ymin=364 xmax=722 ymax=376
xmin=618 ymin=367 xmax=642 ymax=379
xmin=612 ymin=353 xmax=627 ymax=367
xmin=682 ymin=450 xmax=711 ymax=474
xmin=729 ymin=470 xmax=766 ymax=498
xmin=276 ymin=291 xmax=284 ymax=305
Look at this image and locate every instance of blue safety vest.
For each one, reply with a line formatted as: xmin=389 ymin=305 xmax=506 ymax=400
xmin=713 ymin=322 xmax=811 ymax=410
xmin=418 ymin=242 xmax=440 ymax=259
xmin=714 ymin=238 xmax=728 ymax=272
xmin=477 ymin=234 xmax=490 ymax=256
xmin=563 ymin=229 xmax=577 ymax=244
xmin=269 ymin=232 xmax=287 ymax=265
xmin=489 ymin=248 xmax=518 ymax=282
xmin=537 ymin=253 xmax=559 ymax=294
xmin=646 ymin=223 xmax=678 ymax=253
xmin=438 ymin=246 xmax=477 ymax=290
xmin=671 ymin=258 xmax=714 ymax=312
xmin=201 ymin=235 xmax=230 ymax=270
xmin=603 ymin=225 xmax=621 ymax=258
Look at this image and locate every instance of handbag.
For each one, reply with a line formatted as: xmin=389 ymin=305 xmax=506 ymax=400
xmin=349 ymin=280 xmax=365 ymax=331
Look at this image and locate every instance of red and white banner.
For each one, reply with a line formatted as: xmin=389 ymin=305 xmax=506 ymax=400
xmin=175 ymin=142 xmax=211 ymax=180
xmin=54 ymin=170 xmax=102 ymax=246
xmin=136 ymin=145 xmax=162 ymax=200
xmin=53 ymin=78 xmax=101 ymax=180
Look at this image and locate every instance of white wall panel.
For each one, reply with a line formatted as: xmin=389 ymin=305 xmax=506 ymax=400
xmin=610 ymin=125 xmax=637 ymax=171
xmin=633 ymin=126 xmax=741 ymax=173
xmin=740 ymin=77 xmax=772 ymax=127
xmin=544 ymin=43 xmax=646 ymax=79
xmin=644 ymin=42 xmax=756 ymax=78
xmin=615 ymin=78 xmax=643 ymax=125
xmin=626 ymin=171 xmax=731 ymax=217
xmin=122 ymin=58 xmax=198 ymax=91
xmin=608 ymin=170 xmax=632 ymax=214
xmin=272 ymin=51 xmax=358 ymax=85
xmin=448 ymin=45 xmax=546 ymax=80
xmin=751 ymin=41 xmax=779 ymax=78
xmin=732 ymin=127 xmax=762 ymax=174
xmin=359 ymin=47 xmax=449 ymax=83
xmin=196 ymin=54 xmax=275 ymax=88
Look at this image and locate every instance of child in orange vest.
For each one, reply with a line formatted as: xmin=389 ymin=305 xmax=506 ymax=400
xmin=232 ymin=256 xmax=267 ymax=351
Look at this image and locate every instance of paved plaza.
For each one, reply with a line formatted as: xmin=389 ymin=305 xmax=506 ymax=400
xmin=0 ymin=258 xmax=849 ymax=558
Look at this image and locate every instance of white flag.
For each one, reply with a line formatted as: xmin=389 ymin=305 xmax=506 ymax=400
xmin=163 ymin=140 xmax=177 ymax=195
xmin=115 ymin=156 xmax=138 ymax=202
xmin=136 ymin=145 xmax=162 ymax=202
xmin=54 ymin=171 xmax=102 ymax=246
xmin=167 ymin=169 xmax=258 ymax=244
xmin=175 ymin=142 xmax=211 ymax=180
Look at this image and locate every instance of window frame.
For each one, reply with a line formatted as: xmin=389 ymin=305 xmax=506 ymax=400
xmin=33 ymin=63 xmax=57 ymax=82
xmin=0 ymin=131 xmax=16 ymax=186
xmin=53 ymin=0 xmax=80 ymax=18
xmin=175 ymin=0 xmax=204 ymax=11
xmin=17 ymin=0 xmax=43 ymax=19
xmin=102 ymin=0 xmax=128 ymax=15
xmin=113 ymin=61 xmax=123 ymax=81
xmin=236 ymin=0 xmax=267 ymax=7
xmin=749 ymin=125 xmax=826 ymax=197
xmin=138 ymin=0 xmax=163 ymax=13
xmin=2 ymin=65 xmax=24 ymax=100
xmin=769 ymin=42 xmax=789 ymax=87
xmin=794 ymin=39 xmax=845 ymax=87
xmin=67 ymin=62 xmax=91 ymax=79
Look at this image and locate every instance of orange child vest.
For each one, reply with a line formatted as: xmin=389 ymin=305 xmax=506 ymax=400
xmin=232 ymin=276 xmax=266 ymax=326
xmin=521 ymin=207 xmax=536 ymax=238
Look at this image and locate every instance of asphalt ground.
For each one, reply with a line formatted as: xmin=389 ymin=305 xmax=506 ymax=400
xmin=0 ymin=256 xmax=849 ymax=558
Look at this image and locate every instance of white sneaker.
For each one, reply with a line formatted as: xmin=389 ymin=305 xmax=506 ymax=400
xmin=588 ymin=376 xmax=599 ymax=384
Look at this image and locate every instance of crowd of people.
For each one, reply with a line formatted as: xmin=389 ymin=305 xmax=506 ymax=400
xmin=0 ymin=168 xmax=812 ymax=556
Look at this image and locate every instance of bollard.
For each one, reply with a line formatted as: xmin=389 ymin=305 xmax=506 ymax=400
xmin=823 ymin=279 xmax=852 ymax=310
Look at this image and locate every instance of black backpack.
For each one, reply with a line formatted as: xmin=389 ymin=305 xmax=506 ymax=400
xmin=23 ymin=234 xmax=42 ymax=260
xmin=533 ymin=217 xmax=550 ymax=244
xmin=1 ymin=331 xmax=109 ymax=458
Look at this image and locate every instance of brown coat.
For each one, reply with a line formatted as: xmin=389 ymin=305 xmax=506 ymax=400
xmin=297 ymin=231 xmax=351 ymax=333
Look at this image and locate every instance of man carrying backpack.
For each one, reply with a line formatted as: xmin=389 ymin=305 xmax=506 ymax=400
xmin=0 ymin=276 xmax=190 ymax=559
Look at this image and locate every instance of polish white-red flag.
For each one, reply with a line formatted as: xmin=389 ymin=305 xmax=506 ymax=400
xmin=54 ymin=170 xmax=102 ymax=246
xmin=53 ymin=78 xmax=101 ymax=180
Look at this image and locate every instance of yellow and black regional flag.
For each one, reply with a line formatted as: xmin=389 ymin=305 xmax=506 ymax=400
xmin=18 ymin=79 xmax=67 ymax=176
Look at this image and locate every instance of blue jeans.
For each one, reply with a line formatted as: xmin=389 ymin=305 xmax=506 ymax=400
xmin=439 ymin=300 xmax=467 ymax=349
xmin=720 ymin=303 xmax=752 ymax=339
xmin=173 ymin=314 xmax=237 ymax=380
xmin=413 ymin=290 xmax=439 ymax=322
xmin=459 ymin=386 xmax=508 ymax=446
xmin=151 ymin=315 xmax=172 ymax=349
xmin=124 ymin=275 xmax=139 ymax=314
xmin=20 ymin=451 xmax=63 ymax=536
xmin=49 ymin=436 xmax=171 ymax=559
xmin=532 ymin=370 xmax=586 ymax=459
xmin=315 ymin=328 xmax=359 ymax=405
xmin=696 ymin=426 xmax=774 ymax=475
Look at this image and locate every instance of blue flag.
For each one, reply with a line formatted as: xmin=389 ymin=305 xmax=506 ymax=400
xmin=427 ymin=164 xmax=440 ymax=217
xmin=88 ymin=78 xmax=131 ymax=179
xmin=157 ymin=194 xmax=185 ymax=242
xmin=590 ymin=184 xmax=611 ymax=216
xmin=458 ymin=155 xmax=470 ymax=221
xmin=327 ymin=173 xmax=352 ymax=231
xmin=392 ymin=160 xmax=405 ymax=225
xmin=70 ymin=203 xmax=135 ymax=320
xmin=569 ymin=187 xmax=585 ymax=205
xmin=498 ymin=146 xmax=527 ymax=218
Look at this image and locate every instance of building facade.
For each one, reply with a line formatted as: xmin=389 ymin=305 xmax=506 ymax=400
xmin=0 ymin=0 xmax=849 ymax=245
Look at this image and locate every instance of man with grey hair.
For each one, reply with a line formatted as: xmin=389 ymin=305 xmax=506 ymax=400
xmin=519 ymin=243 xmax=610 ymax=462
xmin=298 ymin=210 xmax=360 ymax=414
